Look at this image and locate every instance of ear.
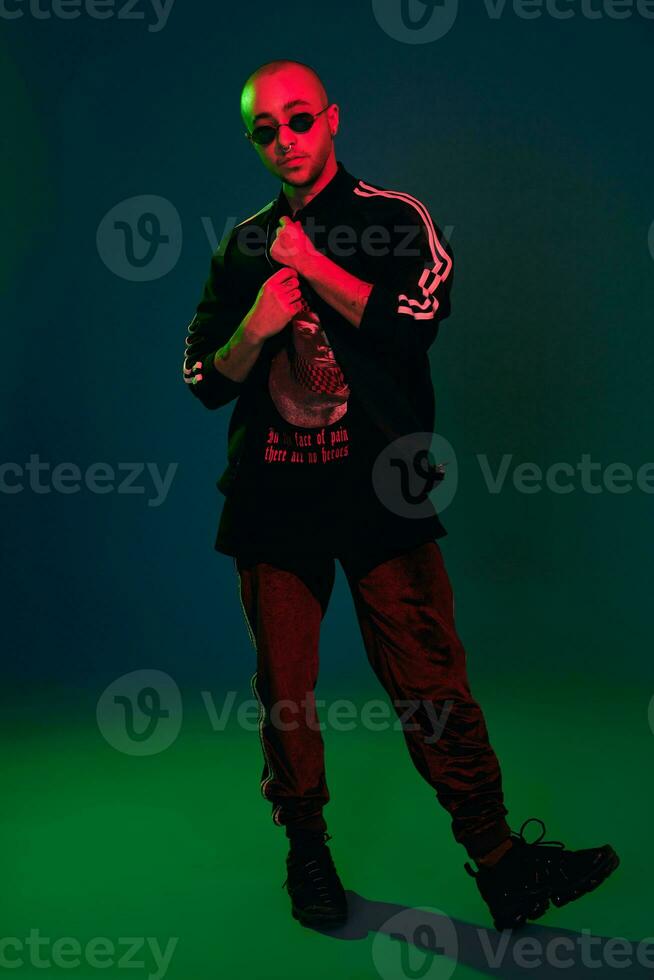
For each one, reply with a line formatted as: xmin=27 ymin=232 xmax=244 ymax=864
xmin=329 ymin=103 xmax=340 ymax=137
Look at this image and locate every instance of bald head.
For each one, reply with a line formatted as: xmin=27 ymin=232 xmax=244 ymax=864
xmin=240 ymin=60 xmax=329 ymax=127
xmin=239 ymin=59 xmax=339 ymax=188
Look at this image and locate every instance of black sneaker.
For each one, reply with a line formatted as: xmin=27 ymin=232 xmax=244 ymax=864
xmin=464 ymin=817 xmax=620 ymax=931
xmin=282 ymin=832 xmax=348 ymax=928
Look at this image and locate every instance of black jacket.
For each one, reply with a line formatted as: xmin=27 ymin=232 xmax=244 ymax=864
xmin=182 ymin=160 xmax=454 ymax=500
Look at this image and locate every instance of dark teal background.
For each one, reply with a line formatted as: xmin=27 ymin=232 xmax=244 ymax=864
xmin=1 ymin=3 xmax=653 ymax=974
xmin=3 ymin=2 xmax=653 ymax=688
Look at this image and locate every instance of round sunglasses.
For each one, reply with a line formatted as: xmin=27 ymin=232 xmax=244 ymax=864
xmin=245 ymin=105 xmax=330 ymax=147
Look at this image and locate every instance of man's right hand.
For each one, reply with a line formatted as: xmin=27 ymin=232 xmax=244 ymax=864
xmin=245 ymin=267 xmax=305 ymax=342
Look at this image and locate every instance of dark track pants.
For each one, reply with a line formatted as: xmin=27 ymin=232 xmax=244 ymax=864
xmin=233 ymin=540 xmax=512 ymax=860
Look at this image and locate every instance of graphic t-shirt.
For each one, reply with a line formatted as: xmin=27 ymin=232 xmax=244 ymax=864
xmin=214 ymin=305 xmax=446 ymax=561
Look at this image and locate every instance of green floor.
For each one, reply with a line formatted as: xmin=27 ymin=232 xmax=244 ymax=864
xmin=1 ymin=679 xmax=650 ymax=979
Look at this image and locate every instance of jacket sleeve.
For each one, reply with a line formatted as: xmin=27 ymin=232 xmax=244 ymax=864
xmin=182 ymin=233 xmax=248 ymax=410
xmin=356 ymin=196 xmax=454 ymax=359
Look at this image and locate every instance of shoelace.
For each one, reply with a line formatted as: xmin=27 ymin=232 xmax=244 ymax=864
xmin=302 ymin=858 xmax=333 ymax=901
xmin=465 ymin=817 xmax=565 ymax=878
xmin=282 ymin=832 xmax=336 ymax=901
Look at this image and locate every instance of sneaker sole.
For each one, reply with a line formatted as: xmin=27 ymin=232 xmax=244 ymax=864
xmin=550 ymin=846 xmax=620 ymax=909
xmin=291 ymin=904 xmax=349 ymax=928
xmin=492 ymin=892 xmax=551 ymax=931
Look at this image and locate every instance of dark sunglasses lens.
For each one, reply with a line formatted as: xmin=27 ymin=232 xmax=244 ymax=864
xmin=289 ymin=113 xmax=315 ymax=133
xmin=251 ymin=126 xmax=276 ymax=145
xmin=250 ymin=112 xmax=317 ymax=144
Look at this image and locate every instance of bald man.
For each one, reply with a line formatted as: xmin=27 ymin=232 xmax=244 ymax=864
xmin=182 ymin=59 xmax=620 ymax=931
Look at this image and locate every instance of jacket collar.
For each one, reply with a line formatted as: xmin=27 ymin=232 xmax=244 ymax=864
xmin=264 ymin=159 xmax=356 ymax=272
xmin=272 ymin=159 xmax=355 ymax=223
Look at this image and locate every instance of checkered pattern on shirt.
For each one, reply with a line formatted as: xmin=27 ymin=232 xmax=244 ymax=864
xmin=291 ymin=352 xmax=347 ymax=393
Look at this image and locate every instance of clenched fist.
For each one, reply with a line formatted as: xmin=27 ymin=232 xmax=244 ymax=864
xmin=269 ymin=215 xmax=319 ymax=273
xmin=247 ymin=267 xmax=306 ymax=341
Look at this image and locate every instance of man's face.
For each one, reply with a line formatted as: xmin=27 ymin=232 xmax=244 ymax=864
xmin=293 ymin=312 xmax=338 ymax=366
xmin=242 ymin=67 xmax=338 ymax=186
